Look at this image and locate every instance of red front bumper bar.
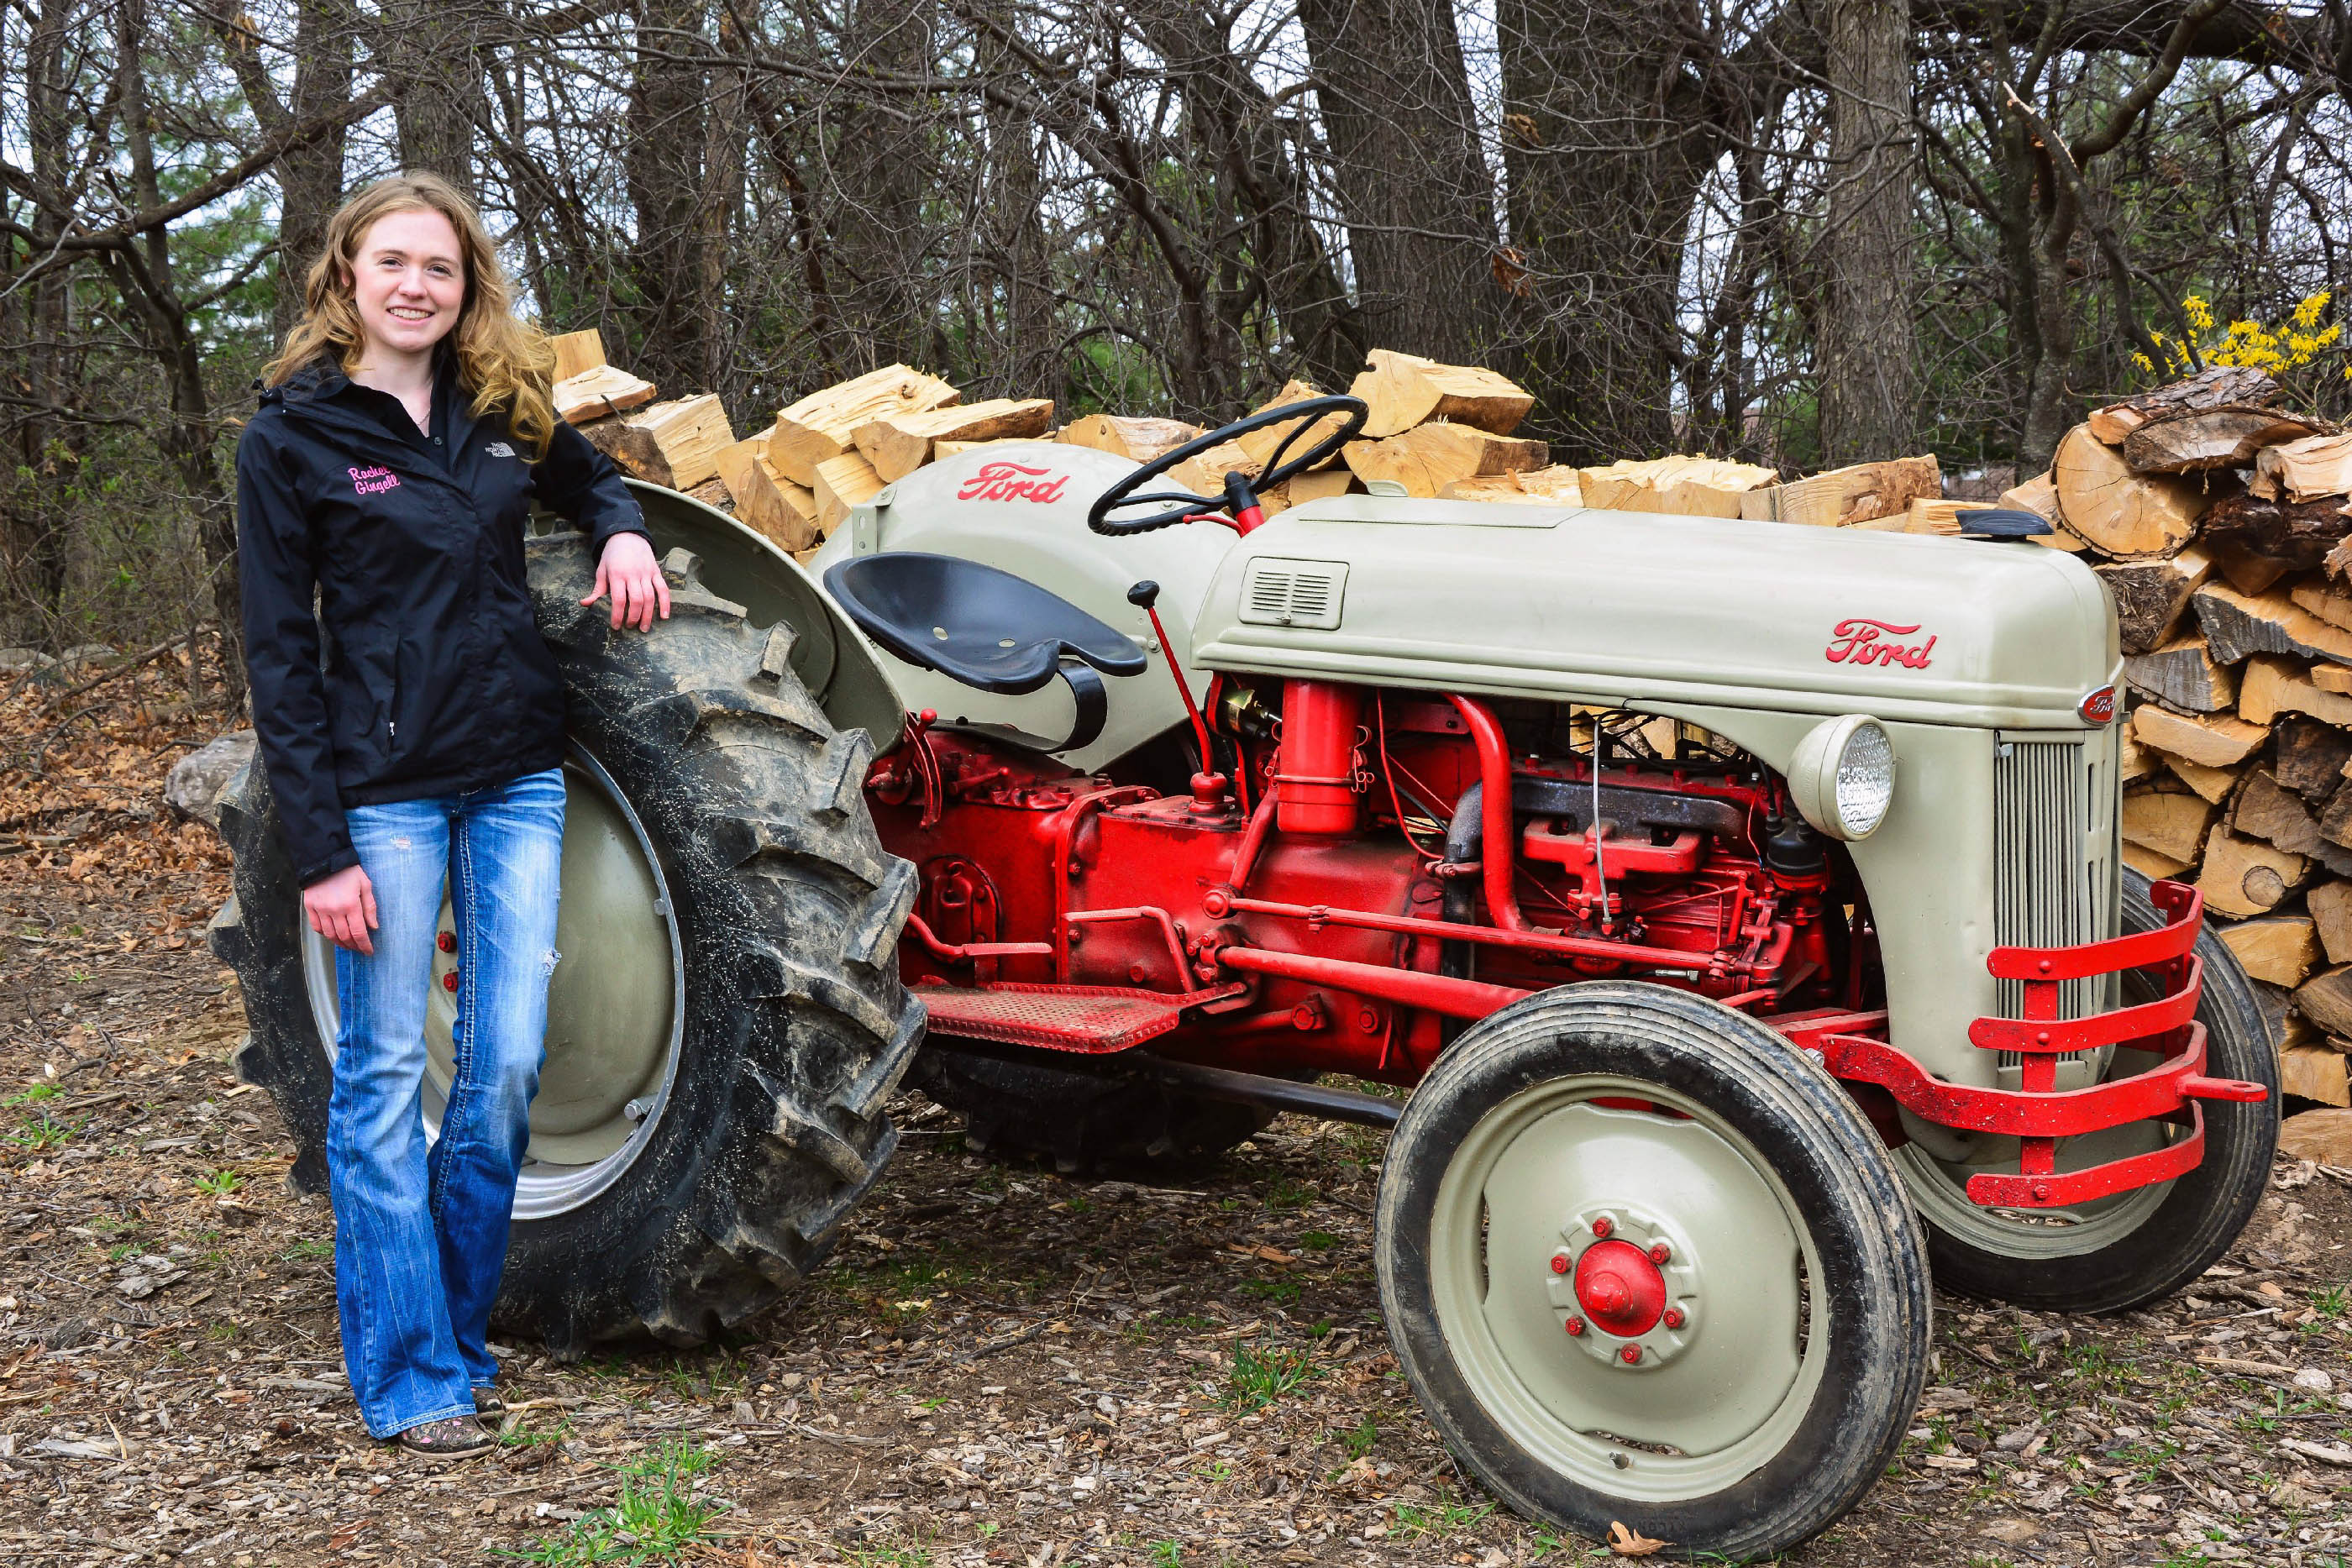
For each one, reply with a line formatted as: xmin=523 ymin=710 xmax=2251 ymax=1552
xmin=1795 ymin=881 xmax=2267 ymax=1208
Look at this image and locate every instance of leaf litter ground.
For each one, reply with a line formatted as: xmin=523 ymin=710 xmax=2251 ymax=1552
xmin=3 ymin=658 xmax=2350 ymax=1567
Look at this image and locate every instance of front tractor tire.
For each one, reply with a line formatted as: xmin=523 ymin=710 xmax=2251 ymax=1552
xmin=1376 ymin=983 xmax=1931 ymax=1560
xmin=212 ymin=536 xmax=924 ymax=1354
xmin=1896 ymin=868 xmax=2278 ymax=1313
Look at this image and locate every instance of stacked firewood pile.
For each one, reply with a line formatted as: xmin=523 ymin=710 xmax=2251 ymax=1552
xmin=2013 ymin=366 xmax=2352 ymax=1105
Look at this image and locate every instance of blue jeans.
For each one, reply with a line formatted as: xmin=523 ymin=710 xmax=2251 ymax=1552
xmin=329 ymin=767 xmax=564 ymax=1437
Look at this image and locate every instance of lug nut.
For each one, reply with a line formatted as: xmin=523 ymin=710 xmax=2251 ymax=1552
xmin=438 ymin=932 xmax=455 ymax=953
xmin=1550 ymin=1255 xmax=1569 ymax=1275
xmin=1590 ymin=1216 xmax=1614 ymax=1239
xmin=1564 ymin=1318 xmax=1585 ymax=1337
xmin=1663 ymin=1308 xmax=1685 ymax=1330
xmin=1619 ymin=1345 xmax=1641 ymax=1365
xmin=1648 ymin=1242 xmax=1671 ymax=1265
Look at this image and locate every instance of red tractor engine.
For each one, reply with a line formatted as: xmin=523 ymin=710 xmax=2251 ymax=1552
xmin=869 ymin=674 xmax=1858 ymax=1088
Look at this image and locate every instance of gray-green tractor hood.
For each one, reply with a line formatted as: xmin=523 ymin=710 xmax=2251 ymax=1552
xmin=1190 ymin=496 xmax=2121 ymax=732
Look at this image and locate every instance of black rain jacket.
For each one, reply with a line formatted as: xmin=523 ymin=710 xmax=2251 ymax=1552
xmin=235 ymin=354 xmax=649 ymax=887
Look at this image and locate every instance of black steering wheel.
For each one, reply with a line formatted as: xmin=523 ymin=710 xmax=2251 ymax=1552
xmin=1088 ymin=394 xmax=1368 ymax=537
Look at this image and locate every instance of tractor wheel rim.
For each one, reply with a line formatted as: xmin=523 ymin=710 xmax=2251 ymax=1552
xmin=1426 ymin=1074 xmax=1826 ymax=1502
xmin=302 ymin=746 xmax=685 ymax=1221
xmin=1895 ymin=962 xmax=2179 ymax=1256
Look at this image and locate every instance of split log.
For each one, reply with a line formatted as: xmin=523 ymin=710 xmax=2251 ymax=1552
xmin=2235 ymin=656 xmax=2352 ymax=729
xmin=2320 ymin=780 xmax=2352 ymax=850
xmin=682 ymin=476 xmax=732 ymax=511
xmin=2192 ymin=582 xmax=2352 ymax=665
xmin=2121 ymin=842 xmax=2193 ymax=879
xmin=852 ymin=397 xmax=1056 ymax=483
xmin=811 ymin=451 xmax=884 ymax=537
xmin=1057 ymin=414 xmax=1203 ymax=464
xmin=2121 ymin=788 xmax=2218 ymax=862
xmin=2123 ymin=636 xmax=2235 ymax=713
xmin=2127 ymin=704 xmax=2268 ymax=768
xmin=2051 ymin=423 xmax=2208 ymax=558
xmin=2292 ymin=580 xmax=2352 ymax=635
xmin=2281 ymin=1045 xmax=2352 ymax=1107
xmin=2199 ymin=492 xmax=2352 ymax=572
xmin=932 ymin=438 xmax=1044 ymax=463
xmin=2119 ymin=727 xmax=2154 ymax=786
xmin=2094 ymin=545 xmax=2212 ymax=656
xmin=1347 ymin=349 xmax=1534 ymax=438
xmin=2274 ymin=717 xmax=2352 ymax=804
xmin=1899 ymin=498 xmax=1995 ymax=535
xmin=2250 ymin=979 xmax=2319 ymax=1051
xmin=1285 ymin=468 xmax=1360 ymax=506
xmin=2208 ymin=538 xmax=2293 ymax=596
xmin=2295 ymin=965 xmax=2352 ymax=1039
xmin=1440 ymin=465 xmax=1585 ymax=506
xmin=549 ymin=328 xmax=606 ymax=382
xmin=2197 ymin=825 xmax=2307 ymax=917
xmin=2216 ymin=913 xmax=2322 ymax=989
xmin=1576 ymin=454 xmax=1775 ymax=517
xmin=713 ymin=436 xmax=817 ymax=553
xmin=1234 ymin=381 xmax=1350 ymax=469
xmin=1998 ymin=470 xmax=2060 ymax=522
xmin=2311 ymin=880 xmax=2352 ymax=966
xmin=2161 ymin=752 xmax=2242 ymax=805
xmin=622 ymin=394 xmax=733 ymax=491
xmin=2314 ymin=665 xmax=2352 ymax=695
xmin=2120 ymin=406 xmax=2330 ymax=473
xmin=554 ymin=363 xmax=656 ymax=423
xmin=1738 ymin=455 xmax=1940 ymax=526
xmin=2250 ymin=432 xmax=2352 ymax=503
xmin=769 ymin=364 xmax=958 ymax=487
xmin=2231 ymin=770 xmax=2352 ymax=875
xmin=575 ymin=416 xmax=671 ymax=487
xmin=2086 ymin=365 xmax=2281 ymax=443
xmin=1345 ymin=424 xmax=1546 ymax=499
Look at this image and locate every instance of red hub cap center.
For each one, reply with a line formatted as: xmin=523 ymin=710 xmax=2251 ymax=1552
xmin=1572 ymin=1239 xmax=1666 ymax=1337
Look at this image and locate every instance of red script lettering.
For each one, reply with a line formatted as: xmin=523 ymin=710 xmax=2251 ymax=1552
xmin=1824 ymin=618 xmax=1936 ymax=669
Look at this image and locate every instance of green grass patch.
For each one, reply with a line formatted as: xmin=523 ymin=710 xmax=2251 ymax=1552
xmin=1238 ymin=1278 xmax=1300 ymax=1305
xmin=1298 ymin=1230 xmax=1341 ymax=1251
xmin=507 ymin=1438 xmax=723 ymax=1565
xmin=194 ymin=1167 xmax=243 ymax=1197
xmin=1389 ymin=1499 xmax=1494 ymax=1538
xmin=10 ymin=1110 xmax=82 ymax=1150
xmin=1224 ymin=1341 xmax=1316 ymax=1411
xmin=2 ymin=1083 xmax=59 ymax=1109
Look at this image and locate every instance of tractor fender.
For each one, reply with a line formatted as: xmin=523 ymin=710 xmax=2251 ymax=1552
xmin=617 ymin=478 xmax=906 ymax=748
xmin=804 ymin=443 xmax=1236 ymax=772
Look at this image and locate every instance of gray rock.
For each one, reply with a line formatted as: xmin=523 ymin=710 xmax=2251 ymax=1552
xmin=57 ymin=642 xmax=116 ymax=671
xmin=0 ymin=647 xmax=55 ymax=673
xmin=165 ymin=731 xmax=255 ymax=830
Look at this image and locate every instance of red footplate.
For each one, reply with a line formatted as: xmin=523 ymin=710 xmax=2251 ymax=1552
xmin=1793 ymin=880 xmax=2268 ymax=1208
xmin=914 ymin=981 xmax=1248 ymax=1053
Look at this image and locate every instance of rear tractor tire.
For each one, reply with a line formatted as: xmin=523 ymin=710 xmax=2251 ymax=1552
xmin=1896 ymin=868 xmax=2278 ymax=1313
xmin=911 ymin=1047 xmax=1273 ymax=1175
xmin=1376 ymin=982 xmax=1932 ymax=1560
xmin=212 ymin=536 xmax=925 ymax=1353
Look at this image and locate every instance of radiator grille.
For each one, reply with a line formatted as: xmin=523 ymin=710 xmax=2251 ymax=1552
xmin=1993 ymin=734 xmax=2118 ymax=1019
xmin=1238 ymin=558 xmax=1347 ymax=630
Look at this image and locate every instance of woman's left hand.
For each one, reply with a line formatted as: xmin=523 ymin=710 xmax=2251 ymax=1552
xmin=584 ymin=532 xmax=672 ymax=632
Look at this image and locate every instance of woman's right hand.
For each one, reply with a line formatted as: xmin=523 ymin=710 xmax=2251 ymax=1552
xmin=303 ymin=863 xmax=379 ymax=955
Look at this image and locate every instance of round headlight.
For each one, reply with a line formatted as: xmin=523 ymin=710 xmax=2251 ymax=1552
xmin=1788 ymin=715 xmax=1897 ymax=841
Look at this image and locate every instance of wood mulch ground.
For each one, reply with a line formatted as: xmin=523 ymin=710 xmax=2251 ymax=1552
xmin=3 ymin=657 xmax=2349 ymax=1567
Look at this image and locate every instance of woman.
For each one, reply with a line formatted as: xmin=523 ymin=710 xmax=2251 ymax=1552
xmin=236 ymin=172 xmax=669 ymax=1456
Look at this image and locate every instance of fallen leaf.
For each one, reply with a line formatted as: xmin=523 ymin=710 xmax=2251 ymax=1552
xmin=1607 ymin=1521 xmax=1667 ymax=1557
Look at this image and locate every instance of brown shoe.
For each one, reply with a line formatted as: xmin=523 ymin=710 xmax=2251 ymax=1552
xmin=396 ymin=1416 xmax=493 ymax=1458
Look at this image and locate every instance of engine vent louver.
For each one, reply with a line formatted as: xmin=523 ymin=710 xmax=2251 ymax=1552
xmin=1238 ymin=558 xmax=1347 ymax=631
xmin=1992 ymin=732 xmax=2119 ymax=1023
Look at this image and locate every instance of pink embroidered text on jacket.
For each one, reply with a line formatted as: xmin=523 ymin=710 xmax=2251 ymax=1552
xmin=349 ymin=464 xmax=401 ymax=496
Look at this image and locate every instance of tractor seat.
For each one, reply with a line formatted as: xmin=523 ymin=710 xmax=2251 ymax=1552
xmin=825 ymin=552 xmax=1149 ymax=752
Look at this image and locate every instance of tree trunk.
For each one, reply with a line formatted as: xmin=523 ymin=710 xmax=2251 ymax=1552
xmin=1495 ymin=0 xmax=1724 ymax=464
xmin=8 ymin=0 xmax=83 ymax=632
xmin=277 ymin=0 xmax=356 ymax=339
xmin=1816 ymin=0 xmax=1916 ymax=464
xmin=388 ymin=0 xmax=485 ymax=194
xmin=1294 ymin=0 xmax=1501 ymax=366
xmin=623 ymin=0 xmax=715 ymax=396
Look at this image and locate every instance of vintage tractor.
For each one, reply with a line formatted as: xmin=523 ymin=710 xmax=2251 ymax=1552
xmin=214 ymin=396 xmax=2277 ymax=1557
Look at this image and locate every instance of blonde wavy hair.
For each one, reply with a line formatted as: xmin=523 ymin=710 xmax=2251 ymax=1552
xmin=265 ymin=172 xmax=558 ymax=459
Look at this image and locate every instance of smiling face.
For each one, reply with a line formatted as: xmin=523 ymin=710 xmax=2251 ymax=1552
xmin=345 ymin=207 xmax=466 ymax=364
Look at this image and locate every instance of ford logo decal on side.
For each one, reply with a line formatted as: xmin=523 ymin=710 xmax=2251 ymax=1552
xmin=2079 ymin=685 xmax=2117 ymax=725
